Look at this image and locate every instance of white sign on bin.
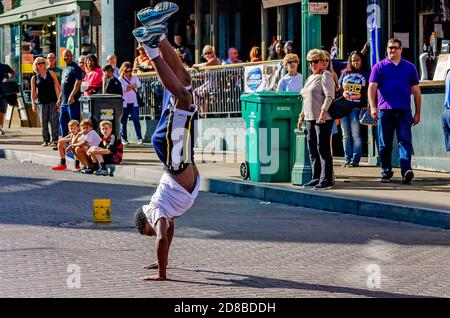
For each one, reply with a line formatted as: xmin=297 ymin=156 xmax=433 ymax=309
xmin=308 ymin=2 xmax=329 ymax=15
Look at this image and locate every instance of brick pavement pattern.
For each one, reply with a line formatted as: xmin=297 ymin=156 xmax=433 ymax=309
xmin=0 ymin=159 xmax=449 ymax=298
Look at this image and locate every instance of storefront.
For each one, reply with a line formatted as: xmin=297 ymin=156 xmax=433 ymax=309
xmin=0 ymin=0 xmax=93 ymax=91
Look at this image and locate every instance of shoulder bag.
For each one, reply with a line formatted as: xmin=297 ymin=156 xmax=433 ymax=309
xmin=123 ymin=77 xmax=145 ymax=108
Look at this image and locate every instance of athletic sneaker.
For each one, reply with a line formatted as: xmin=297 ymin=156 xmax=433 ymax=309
xmin=137 ymin=2 xmax=179 ymax=27
xmin=132 ymin=24 xmax=167 ymax=48
xmin=51 ymin=164 xmax=67 ymax=171
xmin=0 ymin=127 xmax=4 ymax=135
xmin=302 ymin=179 xmax=320 ymax=188
xmin=81 ymin=168 xmax=94 ymax=174
xmin=94 ymin=168 xmax=109 ymax=176
xmin=137 ymin=139 xmax=143 ymax=145
xmin=380 ymin=171 xmax=394 ymax=183
xmin=402 ymin=170 xmax=414 ymax=185
xmin=314 ymin=183 xmax=334 ymax=190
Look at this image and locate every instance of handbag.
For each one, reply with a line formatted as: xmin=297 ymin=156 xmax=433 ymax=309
xmin=359 ymin=107 xmax=378 ymax=126
xmin=123 ymin=77 xmax=145 ymax=108
xmin=328 ymin=93 xmax=354 ymax=119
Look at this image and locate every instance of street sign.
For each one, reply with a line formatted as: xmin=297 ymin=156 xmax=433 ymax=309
xmin=308 ymin=2 xmax=329 ymax=15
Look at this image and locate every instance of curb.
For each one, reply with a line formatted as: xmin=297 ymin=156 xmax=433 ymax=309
xmin=1 ymin=148 xmax=450 ymax=230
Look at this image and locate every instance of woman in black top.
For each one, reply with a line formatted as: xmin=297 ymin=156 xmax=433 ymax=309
xmin=31 ymin=56 xmax=61 ymax=147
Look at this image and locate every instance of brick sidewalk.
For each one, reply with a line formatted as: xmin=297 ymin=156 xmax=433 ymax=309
xmin=1 ymin=127 xmax=450 ymax=228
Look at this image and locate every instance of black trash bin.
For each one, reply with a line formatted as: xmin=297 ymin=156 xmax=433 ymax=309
xmin=79 ymin=94 xmax=123 ymax=138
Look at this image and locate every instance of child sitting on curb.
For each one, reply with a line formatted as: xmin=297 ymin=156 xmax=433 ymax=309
xmin=51 ymin=119 xmax=81 ymax=171
xmin=66 ymin=119 xmax=102 ymax=174
xmin=86 ymin=120 xmax=123 ymax=176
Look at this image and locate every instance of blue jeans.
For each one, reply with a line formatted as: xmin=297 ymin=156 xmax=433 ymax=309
xmin=341 ymin=108 xmax=362 ymax=164
xmin=378 ymin=109 xmax=413 ymax=177
xmin=59 ymin=102 xmax=81 ymax=137
xmin=120 ymin=103 xmax=142 ymax=141
xmin=443 ymin=108 xmax=450 ymax=152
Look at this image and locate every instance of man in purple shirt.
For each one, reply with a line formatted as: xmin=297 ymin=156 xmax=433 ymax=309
xmin=368 ymin=38 xmax=421 ymax=184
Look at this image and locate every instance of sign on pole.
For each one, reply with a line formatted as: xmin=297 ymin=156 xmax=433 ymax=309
xmin=308 ymin=2 xmax=329 ymax=15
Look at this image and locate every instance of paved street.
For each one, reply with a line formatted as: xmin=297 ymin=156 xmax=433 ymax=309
xmin=0 ymin=158 xmax=450 ymax=298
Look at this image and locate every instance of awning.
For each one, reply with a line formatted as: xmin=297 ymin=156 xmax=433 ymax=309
xmin=262 ymin=0 xmax=301 ymax=9
xmin=0 ymin=0 xmax=92 ymax=25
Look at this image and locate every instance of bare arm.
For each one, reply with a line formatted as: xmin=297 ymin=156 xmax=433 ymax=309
xmin=412 ymin=84 xmax=421 ymax=126
xmin=68 ymin=80 xmax=82 ymax=105
xmin=142 ymin=218 xmax=169 ymax=281
xmin=368 ymin=82 xmax=379 ymax=120
xmin=31 ymin=76 xmax=38 ymax=112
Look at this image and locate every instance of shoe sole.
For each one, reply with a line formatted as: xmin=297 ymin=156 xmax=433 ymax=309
xmin=137 ymin=3 xmax=179 ymax=27
xmin=402 ymin=171 xmax=414 ymax=184
xmin=314 ymin=187 xmax=333 ymax=190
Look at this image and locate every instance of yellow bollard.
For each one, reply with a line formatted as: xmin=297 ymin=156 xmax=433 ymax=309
xmin=93 ymin=199 xmax=111 ymax=222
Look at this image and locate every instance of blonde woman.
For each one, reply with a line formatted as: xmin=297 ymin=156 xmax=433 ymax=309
xmin=277 ymin=53 xmax=303 ymax=92
xmin=298 ymin=49 xmax=335 ymax=190
xmin=249 ymin=46 xmax=262 ymax=62
xmin=31 ymin=56 xmax=61 ymax=147
xmin=193 ymin=45 xmax=222 ymax=117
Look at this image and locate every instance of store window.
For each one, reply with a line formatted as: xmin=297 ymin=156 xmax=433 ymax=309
xmin=58 ymin=13 xmax=79 ymax=66
xmin=21 ymin=18 xmax=57 ymax=90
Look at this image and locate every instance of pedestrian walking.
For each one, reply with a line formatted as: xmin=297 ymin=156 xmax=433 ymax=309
xmin=442 ymin=70 xmax=450 ymax=154
xmin=339 ymin=51 xmax=371 ymax=167
xmin=118 ymin=61 xmax=143 ymax=145
xmin=368 ymin=38 xmax=421 ymax=184
xmin=0 ymin=61 xmax=16 ymax=135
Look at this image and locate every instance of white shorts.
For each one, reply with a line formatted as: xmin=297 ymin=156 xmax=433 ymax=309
xmin=143 ymin=172 xmax=200 ymax=227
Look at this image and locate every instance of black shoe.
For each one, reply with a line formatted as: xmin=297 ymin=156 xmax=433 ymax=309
xmin=303 ymin=179 xmax=320 ymax=188
xmin=342 ymin=162 xmax=350 ymax=168
xmin=81 ymin=168 xmax=94 ymax=174
xmin=314 ymin=183 xmax=334 ymax=190
xmin=349 ymin=162 xmax=359 ymax=167
xmin=402 ymin=170 xmax=414 ymax=184
xmin=380 ymin=171 xmax=394 ymax=183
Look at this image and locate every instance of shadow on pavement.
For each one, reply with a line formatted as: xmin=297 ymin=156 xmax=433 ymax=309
xmin=167 ymin=268 xmax=430 ymax=298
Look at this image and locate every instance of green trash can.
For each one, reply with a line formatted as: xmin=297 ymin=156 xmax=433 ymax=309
xmin=240 ymin=92 xmax=301 ymax=182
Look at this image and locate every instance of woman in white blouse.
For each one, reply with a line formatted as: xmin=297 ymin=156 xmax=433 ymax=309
xmin=119 ymin=61 xmax=143 ymax=145
xmin=298 ymin=49 xmax=335 ymax=190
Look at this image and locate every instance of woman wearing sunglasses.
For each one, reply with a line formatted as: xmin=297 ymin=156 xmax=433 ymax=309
xmin=118 ymin=61 xmax=143 ymax=145
xmin=31 ymin=56 xmax=61 ymax=147
xmin=298 ymin=49 xmax=335 ymax=190
xmin=192 ymin=45 xmax=221 ymax=117
xmin=276 ymin=53 xmax=303 ymax=92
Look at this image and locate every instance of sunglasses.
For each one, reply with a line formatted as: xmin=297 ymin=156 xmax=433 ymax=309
xmin=125 ymin=69 xmax=132 ymax=73
xmin=37 ymin=62 xmax=46 ymax=65
xmin=287 ymin=61 xmax=298 ymax=64
xmin=203 ymin=52 xmax=213 ymax=55
xmin=388 ymin=46 xmax=401 ymax=50
xmin=308 ymin=59 xmax=321 ymax=65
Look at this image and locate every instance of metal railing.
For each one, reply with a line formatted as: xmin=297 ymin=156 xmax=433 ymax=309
xmin=137 ymin=60 xmax=281 ymax=119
